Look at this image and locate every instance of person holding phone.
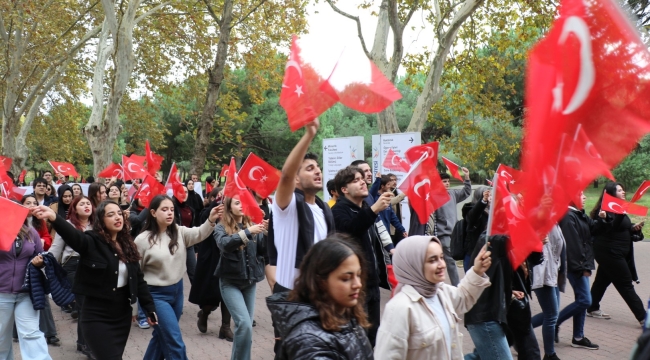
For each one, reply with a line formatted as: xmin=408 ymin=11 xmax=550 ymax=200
xmin=135 ymin=195 xmax=222 ymax=360
xmin=587 ymin=182 xmax=647 ymax=325
xmin=32 ymin=201 xmax=157 ymax=360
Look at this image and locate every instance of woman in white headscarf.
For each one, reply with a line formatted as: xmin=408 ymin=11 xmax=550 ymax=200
xmin=374 ymin=236 xmax=492 ymax=360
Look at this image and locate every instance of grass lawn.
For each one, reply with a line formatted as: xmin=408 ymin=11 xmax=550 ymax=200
xmin=583 ymin=186 xmax=650 ymax=239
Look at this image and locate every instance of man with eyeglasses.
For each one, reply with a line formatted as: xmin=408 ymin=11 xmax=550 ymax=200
xmin=33 ymin=178 xmax=56 ymax=206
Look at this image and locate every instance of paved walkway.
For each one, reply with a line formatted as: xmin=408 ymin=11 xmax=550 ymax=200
xmin=15 ymin=242 xmax=650 ymax=359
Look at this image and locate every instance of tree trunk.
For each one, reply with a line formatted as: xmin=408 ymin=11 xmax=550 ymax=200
xmin=189 ymin=0 xmax=234 ymax=176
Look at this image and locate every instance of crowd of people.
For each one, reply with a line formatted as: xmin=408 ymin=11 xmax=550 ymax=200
xmin=0 ymin=118 xmax=649 ymax=360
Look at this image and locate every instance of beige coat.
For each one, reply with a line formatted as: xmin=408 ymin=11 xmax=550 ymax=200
xmin=374 ymin=268 xmax=490 ymax=360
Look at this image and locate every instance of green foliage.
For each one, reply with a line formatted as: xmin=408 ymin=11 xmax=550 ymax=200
xmin=613 ymin=135 xmax=650 ymax=190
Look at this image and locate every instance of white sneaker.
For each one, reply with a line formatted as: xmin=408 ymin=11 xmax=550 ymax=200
xmin=586 ymin=310 xmax=611 ymax=319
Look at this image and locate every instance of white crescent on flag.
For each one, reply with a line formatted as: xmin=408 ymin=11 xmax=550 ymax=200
xmin=128 ymin=163 xmax=140 ymax=173
xmin=391 ymin=155 xmax=399 ymax=166
xmin=57 ymin=165 xmax=68 ymax=173
xmin=249 ymin=166 xmax=264 ymax=181
xmin=607 ymin=202 xmax=625 ymax=213
xmin=413 ymin=179 xmax=430 ymax=198
xmin=558 ymin=16 xmax=595 ymax=115
xmin=234 ymin=173 xmax=247 ymax=190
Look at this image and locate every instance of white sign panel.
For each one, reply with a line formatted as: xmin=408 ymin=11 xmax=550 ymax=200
xmin=322 ymin=136 xmax=364 ymax=201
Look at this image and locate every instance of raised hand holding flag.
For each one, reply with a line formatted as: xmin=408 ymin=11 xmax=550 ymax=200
xmin=49 ymin=161 xmax=79 ymax=178
xmin=382 ymin=149 xmax=410 ymax=173
xmin=602 ymin=192 xmax=648 ymax=216
xmin=239 ymin=153 xmax=281 ymax=199
xmin=441 ymin=157 xmax=464 ymax=182
xmin=224 ymin=157 xmax=264 ymax=223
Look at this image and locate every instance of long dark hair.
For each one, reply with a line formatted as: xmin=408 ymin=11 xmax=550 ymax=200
xmin=590 ymin=182 xmax=623 ymax=219
xmin=289 ymin=235 xmax=370 ymax=331
xmin=21 ymin=194 xmax=45 ymax=233
xmin=68 ymin=195 xmax=94 ymax=231
xmin=88 ymin=182 xmax=106 ymax=208
xmin=93 ymin=200 xmax=140 ymax=263
xmin=141 ymin=195 xmax=180 ymax=255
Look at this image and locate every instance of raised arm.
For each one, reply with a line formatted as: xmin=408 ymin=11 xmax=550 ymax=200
xmin=275 ymin=119 xmax=319 ymax=210
xmin=33 ymin=206 xmax=90 ymax=255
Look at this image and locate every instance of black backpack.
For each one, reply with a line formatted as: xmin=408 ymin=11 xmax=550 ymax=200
xmin=450 ymin=219 xmax=468 ymax=260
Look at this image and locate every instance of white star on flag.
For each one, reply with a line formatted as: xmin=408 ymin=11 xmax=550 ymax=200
xmin=294 ymin=85 xmax=303 ymax=97
xmin=261 ymin=175 xmax=268 ymax=182
xmin=508 ymin=217 xmax=520 ymax=226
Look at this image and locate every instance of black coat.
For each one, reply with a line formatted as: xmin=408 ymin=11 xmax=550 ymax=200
xmin=464 ymin=201 xmax=489 ymax=254
xmin=464 ymin=234 xmax=512 ymax=326
xmin=332 ymin=197 xmax=390 ymax=295
xmin=266 ymin=292 xmax=373 ymax=360
xmin=592 ymin=212 xmax=643 ymax=282
xmin=50 ymin=215 xmax=156 ymax=317
xmin=559 ymin=207 xmax=596 ymax=274
xmin=189 ymin=200 xmax=223 ymax=306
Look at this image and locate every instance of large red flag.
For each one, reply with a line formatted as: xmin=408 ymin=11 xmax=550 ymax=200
xmin=49 ymin=161 xmax=79 ymax=177
xmin=223 ymin=157 xmax=264 ymax=223
xmin=122 ymin=156 xmax=147 ymax=180
xmin=98 ymin=163 xmax=124 ymax=179
xmin=398 ymin=156 xmax=449 ymax=224
xmin=631 ymin=180 xmax=650 ymax=203
xmin=0 ymin=156 xmax=12 ymax=170
xmin=219 ymin=165 xmax=229 ymax=180
xmin=519 ymin=0 xmax=650 ymax=241
xmin=239 ymin=153 xmax=281 ymax=199
xmin=496 ymin=164 xmax=524 ymax=194
xmin=0 ymin=165 xmax=25 ymax=201
xmin=145 ymin=140 xmax=164 ymax=176
xmin=382 ymin=149 xmax=410 ymax=173
xmin=601 ymin=192 xmax=648 ymax=216
xmin=135 ymin=174 xmax=166 ymax=208
xmin=404 ymin=142 xmax=439 ymax=165
xmin=322 ymin=48 xmax=401 ymax=113
xmin=0 ymin=196 xmax=29 ymax=251
xmin=441 ymin=157 xmax=463 ymax=182
xmin=165 ymin=163 xmax=185 ymax=200
xmin=279 ymin=36 xmax=337 ymax=131
xmin=18 ymin=170 xmax=26 ymax=183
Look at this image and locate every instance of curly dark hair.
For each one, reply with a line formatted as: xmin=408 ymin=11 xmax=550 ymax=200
xmin=93 ymin=200 xmax=140 ymax=263
xmin=289 ymin=235 xmax=370 ymax=331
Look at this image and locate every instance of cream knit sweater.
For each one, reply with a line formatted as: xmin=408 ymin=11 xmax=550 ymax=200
xmin=135 ymin=220 xmax=214 ymax=286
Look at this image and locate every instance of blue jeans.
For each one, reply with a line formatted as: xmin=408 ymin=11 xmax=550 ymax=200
xmin=143 ymin=280 xmax=187 ymax=360
xmin=557 ymin=272 xmax=591 ymax=339
xmin=137 ymin=302 xmax=147 ymax=322
xmin=464 ymin=253 xmax=472 ymax=275
xmin=465 ymin=321 xmax=513 ymax=360
xmin=220 ymin=279 xmax=257 ymax=360
xmin=0 ymin=293 xmax=51 ymax=360
xmin=532 ymin=286 xmax=560 ymax=355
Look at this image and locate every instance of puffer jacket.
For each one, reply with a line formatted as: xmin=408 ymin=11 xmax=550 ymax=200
xmin=22 ymin=252 xmax=75 ymax=310
xmin=214 ymin=223 xmax=266 ymax=283
xmin=266 ymin=292 xmax=373 ymax=360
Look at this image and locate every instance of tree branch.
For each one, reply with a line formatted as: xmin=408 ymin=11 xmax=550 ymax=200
xmin=231 ymin=0 xmax=267 ymax=28
xmin=202 ymin=0 xmax=222 ymax=26
xmin=135 ymin=1 xmax=172 ymax=24
xmin=0 ymin=12 xmax=9 ymax=43
xmin=325 ymin=0 xmax=371 ymax=58
xmin=101 ymin=0 xmax=119 ymax=37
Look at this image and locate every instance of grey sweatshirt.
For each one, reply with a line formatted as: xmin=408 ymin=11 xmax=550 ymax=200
xmin=433 ymin=180 xmax=472 ymax=237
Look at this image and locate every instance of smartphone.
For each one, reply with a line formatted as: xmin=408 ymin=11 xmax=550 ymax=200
xmin=150 ymin=312 xmax=158 ymax=324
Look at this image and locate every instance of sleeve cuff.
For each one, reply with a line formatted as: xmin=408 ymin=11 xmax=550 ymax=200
xmin=239 ymin=229 xmax=250 ymax=245
xmin=384 ymin=243 xmax=395 ymax=251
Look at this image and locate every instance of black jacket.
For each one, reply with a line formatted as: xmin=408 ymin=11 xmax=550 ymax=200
xmin=332 ymin=197 xmax=390 ymax=294
xmin=464 ymin=201 xmax=489 ymax=254
xmin=559 ymin=207 xmax=596 ymax=274
xmin=592 ymin=212 xmax=643 ymax=281
xmin=268 ymin=189 xmax=335 ymax=268
xmin=266 ymin=292 xmax=373 ymax=360
xmin=214 ymin=223 xmax=266 ymax=283
xmin=50 ymin=215 xmax=156 ymax=317
xmin=464 ymin=234 xmax=512 ymax=326
xmin=23 ymin=252 xmax=75 ymax=310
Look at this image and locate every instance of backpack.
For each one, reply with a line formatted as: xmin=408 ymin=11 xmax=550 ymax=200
xmin=450 ymin=219 xmax=468 ymax=260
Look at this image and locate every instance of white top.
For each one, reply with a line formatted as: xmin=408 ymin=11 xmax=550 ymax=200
xmin=273 ymin=194 xmax=328 ymax=289
xmin=134 ymin=221 xmax=214 ymax=287
xmin=424 ymin=295 xmax=452 ymax=357
xmin=117 ymin=261 xmax=128 ymax=288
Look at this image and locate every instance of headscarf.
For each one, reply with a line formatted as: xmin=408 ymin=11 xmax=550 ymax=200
xmin=56 ymin=185 xmax=73 ymax=218
xmin=184 ymin=179 xmax=201 ymax=212
xmin=393 ymin=235 xmax=443 ymax=298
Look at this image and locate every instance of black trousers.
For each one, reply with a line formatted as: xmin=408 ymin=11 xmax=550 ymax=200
xmin=588 ymin=247 xmax=646 ymax=321
xmin=63 ymin=256 xmax=86 ymax=346
xmin=366 ymin=294 xmax=381 ymax=347
xmin=81 ymin=287 xmax=132 ymax=360
xmin=511 ymin=323 xmax=541 ymax=360
xmin=272 ymin=283 xmax=290 ymax=359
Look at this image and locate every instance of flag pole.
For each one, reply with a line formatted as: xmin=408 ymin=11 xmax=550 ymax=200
xmin=396 ymin=151 xmax=429 ymax=190
xmin=485 ymin=172 xmax=499 ymax=238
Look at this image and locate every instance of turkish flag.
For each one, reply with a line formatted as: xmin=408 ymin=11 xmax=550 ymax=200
xmin=495 ymin=164 xmax=524 ymax=194
xmin=219 ymin=165 xmax=229 ymax=180
xmin=404 ymin=142 xmax=439 ymax=165
xmin=0 ymin=196 xmax=29 ymax=251
xmin=601 ymin=192 xmax=648 ymax=216
xmin=322 ymin=48 xmax=401 ymax=113
xmin=631 ymin=180 xmax=650 ymax=203
xmin=279 ymin=36 xmax=337 ymax=131
xmin=0 ymin=156 xmax=12 ymax=170
xmin=122 ymin=156 xmax=147 ymax=180
xmin=518 ymin=0 xmax=650 ymax=242
xmin=398 ymin=156 xmax=449 ymax=224
xmin=239 ymin=153 xmax=281 ymax=199
xmin=165 ymin=163 xmax=185 ymax=200
xmin=135 ymin=174 xmax=166 ymax=208
xmin=382 ymin=149 xmax=410 ymax=173
xmin=0 ymin=164 xmax=25 ymax=201
xmin=49 ymin=161 xmax=79 ymax=177
xmin=145 ymin=140 xmax=164 ymax=176
xmin=441 ymin=157 xmax=463 ymax=182
xmin=18 ymin=170 xmax=26 ymax=183
xmin=98 ymin=163 xmax=124 ymax=179
xmin=223 ymin=157 xmax=264 ymax=223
